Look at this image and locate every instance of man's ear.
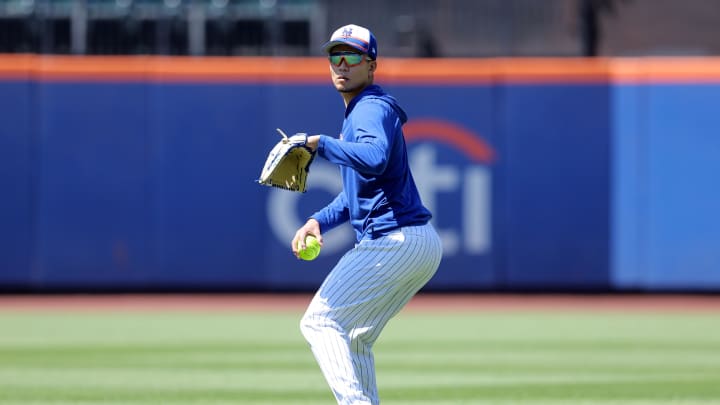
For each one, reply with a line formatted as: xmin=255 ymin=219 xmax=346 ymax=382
xmin=368 ymin=60 xmax=377 ymax=72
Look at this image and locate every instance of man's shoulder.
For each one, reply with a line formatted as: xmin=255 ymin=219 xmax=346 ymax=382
xmin=350 ymin=96 xmax=391 ymax=115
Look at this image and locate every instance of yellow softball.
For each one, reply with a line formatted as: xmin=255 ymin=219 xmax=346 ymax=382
xmin=298 ymin=235 xmax=321 ymax=261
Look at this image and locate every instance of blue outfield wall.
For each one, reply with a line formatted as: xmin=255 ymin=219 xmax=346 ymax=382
xmin=0 ymin=81 xmax=33 ymax=286
xmin=0 ymin=67 xmax=718 ymax=291
xmin=611 ymin=83 xmax=720 ymax=291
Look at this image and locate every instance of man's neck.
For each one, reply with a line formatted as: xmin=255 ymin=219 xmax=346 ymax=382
xmin=341 ymin=89 xmax=361 ymax=107
xmin=341 ymin=83 xmax=372 ymax=107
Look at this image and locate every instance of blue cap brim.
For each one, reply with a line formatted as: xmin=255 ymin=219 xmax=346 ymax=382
xmin=322 ymin=39 xmax=370 ymax=56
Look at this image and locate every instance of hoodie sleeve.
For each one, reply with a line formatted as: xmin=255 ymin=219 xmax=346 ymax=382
xmin=310 ymin=191 xmax=350 ymax=232
xmin=317 ymin=101 xmax=393 ymax=176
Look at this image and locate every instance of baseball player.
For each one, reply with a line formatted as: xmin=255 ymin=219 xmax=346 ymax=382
xmin=291 ymin=24 xmax=443 ymax=405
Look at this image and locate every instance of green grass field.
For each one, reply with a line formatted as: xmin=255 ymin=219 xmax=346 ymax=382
xmin=1 ymin=308 xmax=719 ymax=404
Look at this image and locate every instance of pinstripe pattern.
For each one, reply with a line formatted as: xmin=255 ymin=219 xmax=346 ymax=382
xmin=300 ymin=223 xmax=442 ymax=405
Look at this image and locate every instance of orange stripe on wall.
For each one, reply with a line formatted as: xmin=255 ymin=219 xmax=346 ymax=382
xmin=1 ymin=54 xmax=720 ymax=83
xmin=404 ymin=119 xmax=495 ymax=164
xmin=0 ymin=55 xmax=330 ymax=83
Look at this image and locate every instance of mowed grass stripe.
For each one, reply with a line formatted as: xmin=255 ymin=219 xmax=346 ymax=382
xmin=0 ymin=385 xmax=331 ymax=403
xmin=0 ymin=346 xmax=314 ymax=371
xmin=2 ymin=375 xmax=718 ymax=402
xmin=1 ymin=401 xmax=717 ymax=405
xmin=1 ymin=310 xmax=719 ymax=404
xmin=0 ymin=368 xmax=323 ymax=389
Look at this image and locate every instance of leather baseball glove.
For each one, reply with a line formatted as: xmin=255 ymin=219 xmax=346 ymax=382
xmin=258 ymin=128 xmax=316 ymax=193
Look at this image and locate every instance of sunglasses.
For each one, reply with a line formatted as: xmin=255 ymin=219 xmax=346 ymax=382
xmin=328 ymin=51 xmax=370 ymax=67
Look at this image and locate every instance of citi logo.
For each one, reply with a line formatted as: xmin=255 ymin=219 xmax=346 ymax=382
xmin=405 ymin=119 xmax=495 ymax=256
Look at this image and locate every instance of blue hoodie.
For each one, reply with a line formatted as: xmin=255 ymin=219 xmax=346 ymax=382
xmin=311 ymin=84 xmax=432 ymax=242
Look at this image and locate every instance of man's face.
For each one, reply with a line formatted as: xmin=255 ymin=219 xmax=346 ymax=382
xmin=328 ymin=44 xmax=376 ymax=94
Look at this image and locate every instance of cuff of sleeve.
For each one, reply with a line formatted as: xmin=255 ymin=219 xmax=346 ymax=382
xmin=317 ymin=135 xmax=327 ymax=156
xmin=309 ymin=214 xmax=324 ymax=229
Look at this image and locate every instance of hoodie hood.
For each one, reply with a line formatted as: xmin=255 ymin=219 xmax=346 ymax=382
xmin=346 ymin=85 xmax=408 ymax=124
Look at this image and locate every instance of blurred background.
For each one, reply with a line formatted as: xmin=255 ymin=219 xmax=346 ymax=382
xmin=1 ymin=0 xmax=720 ymax=57
xmin=1 ymin=0 xmax=719 ymax=294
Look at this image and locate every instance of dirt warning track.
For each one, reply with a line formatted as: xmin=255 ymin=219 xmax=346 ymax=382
xmin=1 ymin=293 xmax=719 ymax=313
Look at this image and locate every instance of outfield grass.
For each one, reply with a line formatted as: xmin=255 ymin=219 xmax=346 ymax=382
xmin=0 ymin=309 xmax=719 ymax=404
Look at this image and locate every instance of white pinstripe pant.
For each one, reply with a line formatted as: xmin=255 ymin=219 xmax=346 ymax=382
xmin=300 ymin=223 xmax=443 ymax=405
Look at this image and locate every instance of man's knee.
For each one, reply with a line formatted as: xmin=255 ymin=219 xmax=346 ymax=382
xmin=299 ymin=313 xmax=316 ymax=342
xmin=300 ymin=312 xmax=348 ymax=343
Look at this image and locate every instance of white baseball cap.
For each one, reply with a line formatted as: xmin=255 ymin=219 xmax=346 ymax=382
xmin=322 ymin=24 xmax=378 ymax=60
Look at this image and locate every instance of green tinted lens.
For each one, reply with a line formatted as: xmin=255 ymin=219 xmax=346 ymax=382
xmin=329 ymin=52 xmax=364 ymax=66
xmin=343 ymin=53 xmax=363 ymax=65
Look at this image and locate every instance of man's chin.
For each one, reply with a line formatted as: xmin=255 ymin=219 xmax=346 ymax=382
xmin=336 ymin=83 xmax=361 ymax=93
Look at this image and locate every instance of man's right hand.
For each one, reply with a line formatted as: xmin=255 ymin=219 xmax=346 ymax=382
xmin=291 ymin=218 xmax=324 ymax=259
